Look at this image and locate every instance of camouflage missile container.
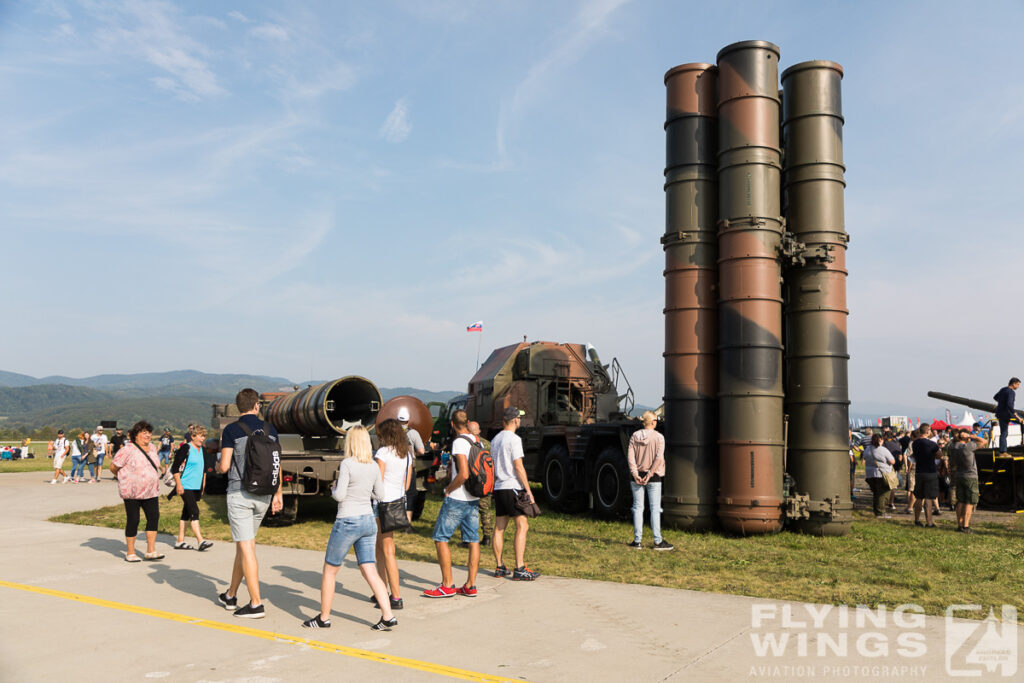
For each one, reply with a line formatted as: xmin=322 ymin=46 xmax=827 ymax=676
xmin=781 ymin=60 xmax=852 ymax=536
xmin=662 ymin=63 xmax=719 ymax=531
xmin=715 ymin=40 xmax=786 ymax=534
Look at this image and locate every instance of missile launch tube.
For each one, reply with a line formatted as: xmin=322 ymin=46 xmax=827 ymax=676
xmin=265 ymin=376 xmax=382 ymax=437
xmin=662 ymin=63 xmax=719 ymax=531
xmin=782 ymin=61 xmax=851 ymax=536
xmin=715 ymin=40 xmax=785 ymax=535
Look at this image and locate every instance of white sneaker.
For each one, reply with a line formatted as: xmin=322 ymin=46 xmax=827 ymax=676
xmin=50 ymin=479 xmax=57 ymax=484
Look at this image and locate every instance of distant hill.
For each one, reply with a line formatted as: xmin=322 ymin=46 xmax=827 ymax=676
xmin=0 ymin=370 xmax=464 ymax=437
xmin=0 ymin=385 xmax=114 ymax=414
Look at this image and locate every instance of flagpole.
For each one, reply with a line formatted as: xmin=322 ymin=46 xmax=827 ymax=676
xmin=476 ymin=331 xmax=482 ymax=371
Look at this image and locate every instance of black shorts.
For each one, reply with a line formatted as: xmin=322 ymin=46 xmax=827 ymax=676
xmin=914 ymin=472 xmax=939 ymax=500
xmin=493 ymin=489 xmax=522 ymax=518
xmin=180 ymin=489 xmax=202 ymax=521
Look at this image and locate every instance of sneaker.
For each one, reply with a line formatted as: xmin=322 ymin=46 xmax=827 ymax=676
xmin=217 ymin=591 xmax=238 ymax=610
xmin=370 ymin=595 xmax=404 ymax=609
xmin=932 ymin=509 xmax=941 ymax=516
xmin=963 ymin=527 xmax=974 ymax=534
xmin=627 ymin=541 xmax=642 ymax=549
xmin=494 ymin=565 xmax=510 ymax=578
xmin=455 ymin=584 xmax=477 ymax=597
xmin=925 ymin=523 xmax=937 ymax=529
xmin=302 ymin=615 xmax=331 ymax=628
xmin=233 ymin=602 xmax=265 ymax=619
xmin=512 ymin=566 xmax=540 ymax=581
xmin=371 ymin=616 xmax=398 ymax=631
xmin=423 ymin=585 xmax=457 ymax=598
xmin=653 ymin=540 xmax=675 ymax=551
xmin=914 ymin=521 xmax=924 ymax=527
xmin=50 ymin=479 xmax=57 ymax=484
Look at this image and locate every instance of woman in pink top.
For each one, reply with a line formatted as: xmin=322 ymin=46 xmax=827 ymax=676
xmin=110 ymin=420 xmax=164 ymax=562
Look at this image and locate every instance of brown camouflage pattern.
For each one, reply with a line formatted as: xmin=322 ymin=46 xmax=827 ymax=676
xmin=781 ymin=60 xmax=851 ymax=536
xmin=663 ymin=63 xmax=719 ymax=530
xmin=715 ymin=40 xmax=785 ymax=534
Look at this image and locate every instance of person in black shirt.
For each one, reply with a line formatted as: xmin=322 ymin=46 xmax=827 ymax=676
xmin=110 ymin=427 xmax=129 ymax=456
xmin=911 ymin=425 xmax=940 ymax=527
xmin=993 ymin=377 xmax=1020 ymax=454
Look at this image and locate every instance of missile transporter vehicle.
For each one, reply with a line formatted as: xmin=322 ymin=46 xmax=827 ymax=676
xmin=466 ymin=341 xmax=640 ymax=517
xmin=210 ymin=377 xmax=434 ymax=524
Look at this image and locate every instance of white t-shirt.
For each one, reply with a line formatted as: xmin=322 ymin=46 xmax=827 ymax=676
xmin=53 ymin=438 xmax=69 ymax=458
xmin=374 ymin=446 xmax=410 ymax=503
xmin=92 ymin=434 xmax=109 ymax=457
xmin=491 ymin=429 xmax=524 ymax=491
xmin=448 ymin=433 xmax=480 ymax=502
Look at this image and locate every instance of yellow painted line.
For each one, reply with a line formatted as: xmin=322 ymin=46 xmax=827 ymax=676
xmin=0 ymin=580 xmax=522 ymax=682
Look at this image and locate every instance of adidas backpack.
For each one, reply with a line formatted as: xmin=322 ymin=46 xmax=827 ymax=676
xmin=234 ymin=419 xmax=281 ymax=495
xmin=453 ymin=434 xmax=494 ymax=498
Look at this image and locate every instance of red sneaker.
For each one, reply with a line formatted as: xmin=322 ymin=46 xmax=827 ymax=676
xmin=423 ymin=585 xmax=457 ymax=598
xmin=455 ymin=584 xmax=477 ymax=597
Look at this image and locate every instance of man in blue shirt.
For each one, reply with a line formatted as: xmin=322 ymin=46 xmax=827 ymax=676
xmin=993 ymin=377 xmax=1021 ymax=454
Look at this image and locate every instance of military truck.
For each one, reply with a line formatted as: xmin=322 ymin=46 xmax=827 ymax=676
xmin=463 ymin=340 xmax=640 ymax=517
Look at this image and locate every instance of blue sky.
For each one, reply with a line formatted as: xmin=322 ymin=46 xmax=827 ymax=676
xmin=2 ymin=1 xmax=1022 ymax=415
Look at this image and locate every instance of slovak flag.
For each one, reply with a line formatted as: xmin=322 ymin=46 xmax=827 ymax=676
xmin=466 ymin=320 xmax=483 ymax=332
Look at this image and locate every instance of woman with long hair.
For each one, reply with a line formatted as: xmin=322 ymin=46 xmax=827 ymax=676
xmin=373 ymin=418 xmax=412 ymax=610
xmin=863 ymin=433 xmax=895 ymax=519
xmin=69 ymin=431 xmax=88 ymax=483
xmin=109 ymin=420 xmax=164 ymax=562
xmin=302 ymin=425 xmax=397 ymax=631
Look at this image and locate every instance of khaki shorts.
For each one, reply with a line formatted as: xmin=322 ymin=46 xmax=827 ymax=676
xmin=955 ymin=477 xmax=980 ymax=506
xmin=226 ymin=490 xmax=271 ymax=542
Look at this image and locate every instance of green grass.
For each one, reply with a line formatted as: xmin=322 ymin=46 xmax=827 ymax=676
xmin=0 ymin=443 xmax=53 ymax=472
xmin=52 ymin=486 xmax=1024 ymax=621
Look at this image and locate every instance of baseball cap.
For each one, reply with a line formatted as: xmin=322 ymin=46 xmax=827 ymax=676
xmin=503 ymin=406 xmax=525 ymax=421
xmin=397 ymin=406 xmax=411 ymax=423
xmin=96 ymin=426 xmax=104 ymax=431
xmin=57 ymin=430 xmax=64 ymax=435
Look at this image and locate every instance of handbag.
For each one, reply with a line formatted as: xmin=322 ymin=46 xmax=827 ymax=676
xmin=513 ymin=489 xmax=541 ymax=518
xmin=882 ymin=469 xmax=899 ymax=491
xmin=378 ymin=498 xmax=411 ymax=532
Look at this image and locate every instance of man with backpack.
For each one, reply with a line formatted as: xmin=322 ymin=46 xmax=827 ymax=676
xmin=215 ymin=388 xmax=283 ymax=618
xmin=425 ymin=409 xmax=486 ymax=598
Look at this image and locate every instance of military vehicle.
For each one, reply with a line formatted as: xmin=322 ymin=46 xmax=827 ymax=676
xmin=927 ymin=390 xmax=1024 ymax=511
xmin=209 ymin=378 xmax=435 ymax=524
xmin=463 ymin=340 xmax=640 ymax=518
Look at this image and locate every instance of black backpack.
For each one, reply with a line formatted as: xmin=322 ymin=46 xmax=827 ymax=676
xmin=453 ymin=434 xmax=494 ymax=498
xmin=234 ymin=419 xmax=281 ymax=495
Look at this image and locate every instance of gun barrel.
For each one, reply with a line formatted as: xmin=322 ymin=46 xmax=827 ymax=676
xmin=265 ymin=376 xmax=382 ymax=437
xmin=927 ymin=391 xmax=997 ymax=415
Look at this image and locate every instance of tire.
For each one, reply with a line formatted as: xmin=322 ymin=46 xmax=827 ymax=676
xmin=541 ymin=443 xmax=583 ymax=512
xmin=592 ymin=446 xmax=631 ymax=519
xmin=264 ymin=494 xmax=298 ymax=527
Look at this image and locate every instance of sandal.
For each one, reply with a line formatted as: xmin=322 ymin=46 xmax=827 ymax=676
xmin=142 ymin=552 xmax=166 ymax=561
xmin=125 ymin=554 xmax=141 ymax=563
xmin=197 ymin=541 xmax=214 ymax=552
xmin=173 ymin=541 xmax=195 ymax=550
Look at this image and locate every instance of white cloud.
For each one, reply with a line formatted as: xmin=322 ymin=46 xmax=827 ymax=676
xmin=250 ymin=23 xmax=289 ymax=42
xmin=280 ymin=63 xmax=357 ymax=101
xmin=379 ymin=98 xmax=412 ymax=143
xmin=89 ymin=0 xmax=225 ymax=100
xmin=227 ymin=10 xmax=250 ymax=23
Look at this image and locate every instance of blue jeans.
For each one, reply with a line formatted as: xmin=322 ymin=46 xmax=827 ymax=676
xmin=998 ymin=417 xmax=1010 ymax=452
xmin=324 ymin=514 xmax=377 ymax=566
xmin=70 ymin=456 xmax=84 ymax=478
xmin=630 ymin=481 xmax=662 ymax=544
xmin=432 ymin=497 xmax=479 ymax=543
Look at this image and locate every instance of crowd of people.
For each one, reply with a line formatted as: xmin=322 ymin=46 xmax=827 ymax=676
xmin=47 ymin=426 xmax=123 ymax=483
xmin=853 ymin=377 xmax=1019 ymax=533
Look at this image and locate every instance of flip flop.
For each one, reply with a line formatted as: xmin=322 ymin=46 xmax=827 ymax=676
xmin=143 ymin=552 xmax=166 ymax=561
xmin=173 ymin=542 xmax=195 ymax=550
xmin=125 ymin=554 xmax=141 ymax=563
xmin=197 ymin=541 xmax=214 ymax=552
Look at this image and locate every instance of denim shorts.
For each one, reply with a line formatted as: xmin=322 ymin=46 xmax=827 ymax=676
xmin=226 ymin=490 xmax=271 ymax=542
xmin=324 ymin=514 xmax=377 ymax=566
xmin=432 ymin=496 xmax=479 ymax=543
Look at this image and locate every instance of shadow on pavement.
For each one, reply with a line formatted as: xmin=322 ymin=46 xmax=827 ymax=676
xmin=272 ymin=564 xmax=392 ymax=627
xmin=145 ymin=564 xmax=224 ymax=606
xmin=82 ymin=537 xmax=128 ymax=558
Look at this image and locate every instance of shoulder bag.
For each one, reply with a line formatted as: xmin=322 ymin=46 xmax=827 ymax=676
xmin=378 ymin=456 xmax=412 ymax=532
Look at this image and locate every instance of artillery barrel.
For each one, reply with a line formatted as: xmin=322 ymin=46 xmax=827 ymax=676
xmin=926 ymin=391 xmax=1023 ymax=417
xmin=265 ymin=376 xmax=382 ymax=437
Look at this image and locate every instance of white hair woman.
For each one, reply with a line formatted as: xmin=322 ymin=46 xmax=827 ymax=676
xmin=626 ymin=411 xmax=672 ymax=550
xmin=302 ymin=425 xmax=397 ymax=631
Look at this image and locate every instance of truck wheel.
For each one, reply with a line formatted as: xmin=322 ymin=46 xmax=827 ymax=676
xmin=264 ymin=494 xmax=298 ymax=527
xmin=592 ymin=447 xmax=631 ymax=519
xmin=542 ymin=444 xmax=582 ymax=511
